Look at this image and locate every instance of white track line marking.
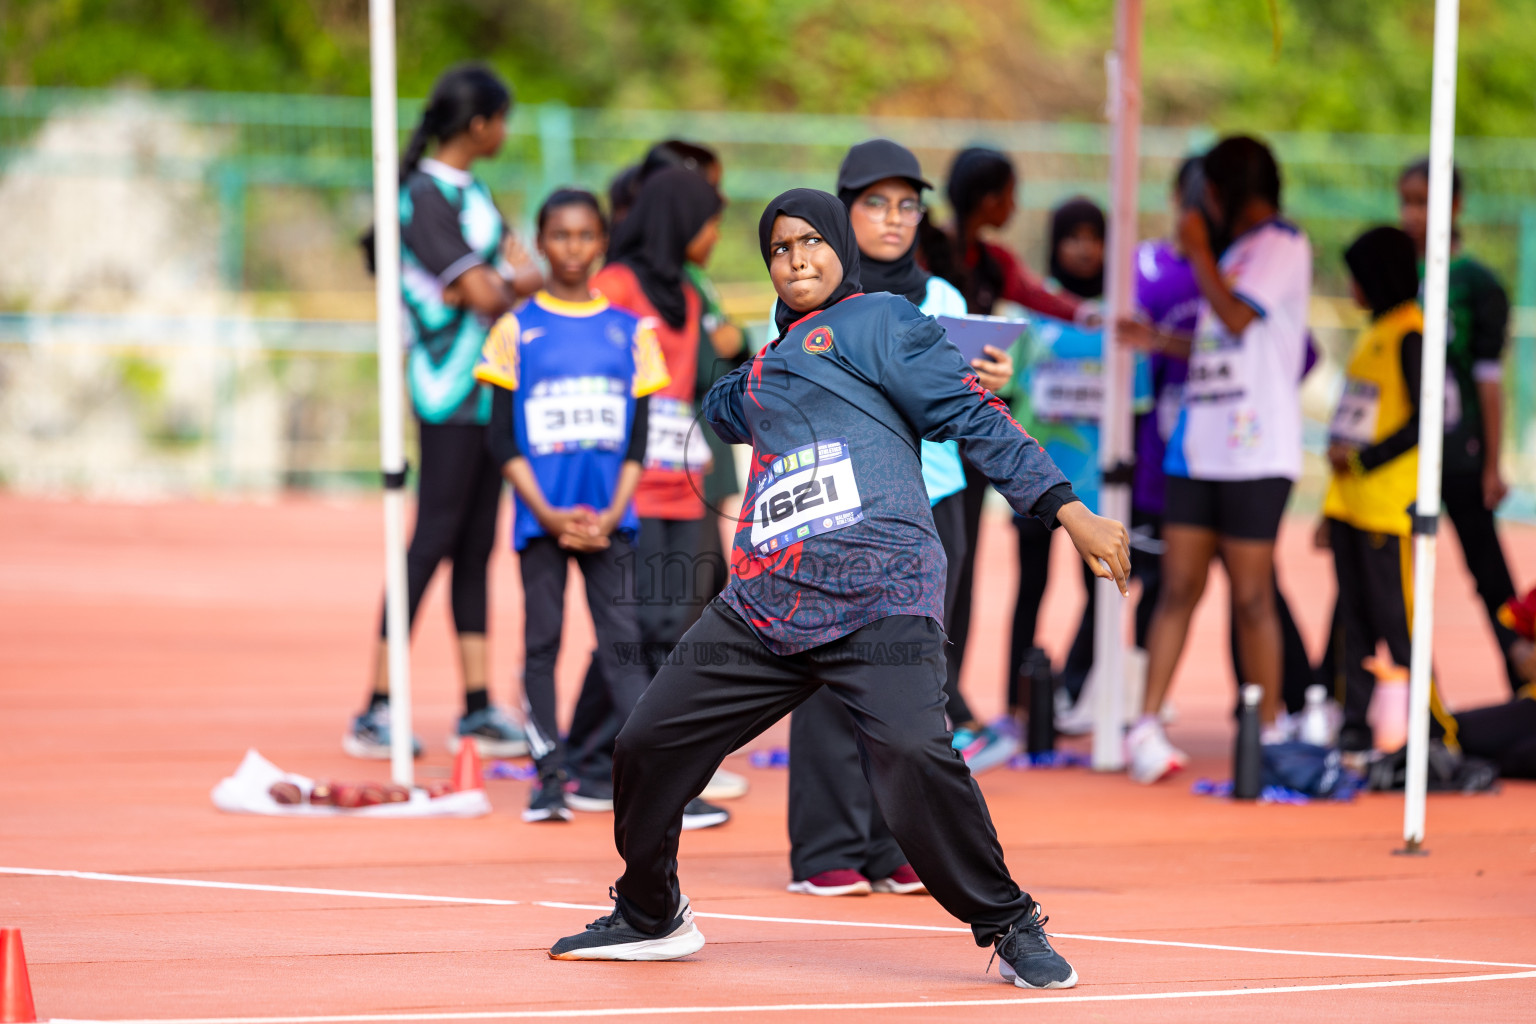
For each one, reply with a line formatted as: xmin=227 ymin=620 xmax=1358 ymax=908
xmin=47 ymin=971 xmax=1536 ymax=1023
xmin=0 ymin=868 xmax=519 ymax=907
xmin=7 ymin=865 xmax=1535 ymax=972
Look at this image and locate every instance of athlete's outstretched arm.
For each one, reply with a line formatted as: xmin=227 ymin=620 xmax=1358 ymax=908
xmin=878 ymin=309 xmax=1130 ymax=589
xmin=877 ymin=311 xmax=1068 ymax=516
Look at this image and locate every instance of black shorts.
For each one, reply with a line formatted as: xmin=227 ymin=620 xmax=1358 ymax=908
xmin=1163 ymin=476 xmax=1292 ymax=541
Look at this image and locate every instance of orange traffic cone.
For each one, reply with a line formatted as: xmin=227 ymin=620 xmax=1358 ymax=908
xmin=451 ymin=738 xmax=483 ymax=792
xmin=0 ymin=928 xmax=37 ymax=1023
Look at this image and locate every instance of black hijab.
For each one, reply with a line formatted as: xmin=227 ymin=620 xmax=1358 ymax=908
xmin=607 ymin=166 xmax=722 ymax=329
xmin=758 ymin=188 xmax=863 ymax=338
xmin=835 ymin=140 xmax=931 ymax=306
xmin=1344 ymin=226 xmax=1420 ymax=319
xmin=1049 ymin=197 xmax=1106 ymax=299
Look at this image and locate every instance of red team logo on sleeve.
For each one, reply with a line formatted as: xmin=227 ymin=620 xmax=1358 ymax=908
xmin=802 ymin=326 xmax=834 ymax=354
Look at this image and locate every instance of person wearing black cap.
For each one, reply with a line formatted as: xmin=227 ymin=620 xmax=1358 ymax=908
xmin=783 ymin=140 xmax=1020 ymax=900
xmin=549 ymin=187 xmax=1129 ymax=990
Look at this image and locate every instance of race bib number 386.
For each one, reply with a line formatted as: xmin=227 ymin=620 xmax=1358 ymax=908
xmin=750 ymin=438 xmax=864 ymax=554
xmin=523 ymin=376 xmax=628 ymax=455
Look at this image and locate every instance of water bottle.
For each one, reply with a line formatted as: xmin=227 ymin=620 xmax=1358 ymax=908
xmin=1022 ymin=647 xmax=1056 ymax=756
xmin=1298 ymin=684 xmax=1335 ymax=747
xmin=1233 ymin=683 xmax=1263 ymax=800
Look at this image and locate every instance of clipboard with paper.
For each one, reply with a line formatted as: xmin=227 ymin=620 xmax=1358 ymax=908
xmin=936 ymin=314 xmax=1030 ymax=365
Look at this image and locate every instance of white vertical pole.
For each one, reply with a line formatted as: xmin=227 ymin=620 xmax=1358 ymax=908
xmin=368 ymin=0 xmax=414 ymax=788
xmin=1092 ymin=0 xmax=1143 ymax=771
xmin=1402 ymin=0 xmax=1460 ymax=853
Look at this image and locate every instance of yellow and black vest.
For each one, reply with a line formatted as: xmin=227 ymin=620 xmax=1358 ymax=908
xmin=1323 ymin=302 xmax=1423 ymax=536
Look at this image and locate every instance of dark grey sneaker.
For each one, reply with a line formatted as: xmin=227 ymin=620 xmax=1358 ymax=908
xmin=565 ymin=776 xmax=614 ymax=813
xmin=450 ymin=706 xmax=528 ymax=758
xmin=680 ymin=796 xmax=730 ymax=831
xmin=549 ymin=890 xmax=705 ymax=961
xmin=991 ymin=903 xmax=1078 ymax=989
xmin=523 ymin=769 xmax=572 ymax=823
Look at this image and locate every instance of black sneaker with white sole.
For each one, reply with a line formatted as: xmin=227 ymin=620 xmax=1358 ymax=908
xmin=991 ymin=903 xmax=1078 ymax=989
xmin=565 ymin=776 xmax=614 ymax=813
xmin=523 ymin=768 xmax=573 ymax=823
xmin=680 ymin=796 xmax=730 ymax=831
xmin=549 ymin=890 xmax=705 ymax=961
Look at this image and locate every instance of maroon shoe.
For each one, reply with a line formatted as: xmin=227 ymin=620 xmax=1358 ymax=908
xmin=786 ymin=869 xmax=871 ymax=896
xmin=871 ymin=864 xmax=926 ymax=895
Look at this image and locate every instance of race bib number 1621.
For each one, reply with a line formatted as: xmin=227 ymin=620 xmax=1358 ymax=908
xmin=750 ymin=438 xmax=864 ymax=554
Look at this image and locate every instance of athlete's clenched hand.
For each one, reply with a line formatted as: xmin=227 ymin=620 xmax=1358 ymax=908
xmin=1056 ymin=501 xmax=1131 ymax=596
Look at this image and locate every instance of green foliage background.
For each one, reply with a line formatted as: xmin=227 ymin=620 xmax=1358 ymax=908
xmin=6 ymin=0 xmax=1536 ymax=134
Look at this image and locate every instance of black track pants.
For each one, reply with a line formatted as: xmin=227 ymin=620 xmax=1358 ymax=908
xmin=518 ymin=535 xmax=651 ymax=766
xmin=786 ymin=686 xmax=908 ymax=882
xmin=941 ymin=474 xmax=990 ymax=713
xmin=1330 ymin=519 xmax=1456 ymax=744
xmin=785 ymin=490 xmax=969 ymax=882
xmin=612 ymin=602 xmax=1033 ymax=947
xmin=1455 ymin=697 xmax=1536 ymax=778
xmin=563 ymin=515 xmax=704 ymax=778
xmin=1443 ymin=472 xmax=1521 ymax=690
xmin=931 ymin=490 xmax=973 ymax=724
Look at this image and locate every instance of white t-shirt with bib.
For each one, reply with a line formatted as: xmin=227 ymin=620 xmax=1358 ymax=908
xmin=1166 ymin=219 xmax=1312 ymax=482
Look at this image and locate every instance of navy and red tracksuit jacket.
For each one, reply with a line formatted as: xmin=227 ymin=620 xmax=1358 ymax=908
xmin=704 ymin=291 xmax=1077 ymax=655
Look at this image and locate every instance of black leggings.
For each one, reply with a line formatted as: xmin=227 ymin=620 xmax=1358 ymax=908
xmin=613 ymin=602 xmax=1033 ymax=946
xmin=379 ymin=421 xmax=501 ymax=638
xmin=1007 ymin=516 xmax=1063 ymax=709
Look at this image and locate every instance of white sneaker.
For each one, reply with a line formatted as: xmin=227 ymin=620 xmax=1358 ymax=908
xmin=1054 ymin=686 xmax=1095 ymax=736
xmin=700 ymin=766 xmax=748 ymax=801
xmin=1125 ymin=717 xmax=1187 ymax=784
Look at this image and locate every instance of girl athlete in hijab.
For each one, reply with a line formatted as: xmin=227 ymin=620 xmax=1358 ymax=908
xmin=549 ymin=188 xmax=1129 ymax=991
xmin=1323 ymin=226 xmax=1446 ymax=749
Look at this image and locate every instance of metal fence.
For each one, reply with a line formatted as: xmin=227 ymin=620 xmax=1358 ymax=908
xmin=2 ymin=86 xmax=1534 ymax=496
